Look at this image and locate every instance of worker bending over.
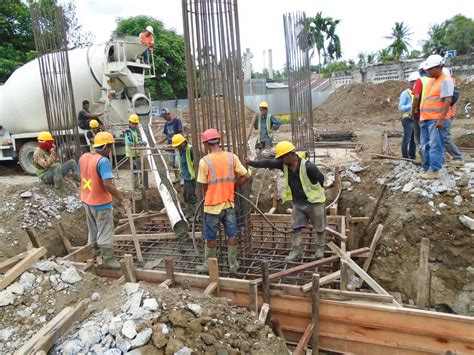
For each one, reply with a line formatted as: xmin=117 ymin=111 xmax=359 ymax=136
xmin=33 ymin=131 xmax=80 ymax=190
xmin=172 ymin=133 xmax=197 ymax=220
xmin=79 ymin=132 xmax=129 ymax=269
xmin=125 ymin=114 xmax=145 ymax=187
xmin=254 ymin=101 xmax=281 ymax=155
xmin=196 ymin=128 xmax=250 ymax=274
xmin=248 ymin=141 xmax=326 ymax=260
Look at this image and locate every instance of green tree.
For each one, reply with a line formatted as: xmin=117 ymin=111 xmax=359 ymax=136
xmin=422 ymin=15 xmax=474 ymax=56
xmin=306 ymin=12 xmax=329 ymax=72
xmin=0 ymin=1 xmax=37 ymax=83
xmin=384 ymin=21 xmax=412 ymax=60
xmin=325 ymin=19 xmax=342 ymax=62
xmin=320 ymin=60 xmax=349 ymax=78
xmin=115 ymin=16 xmax=187 ymax=100
xmin=377 ymin=48 xmax=394 ymax=63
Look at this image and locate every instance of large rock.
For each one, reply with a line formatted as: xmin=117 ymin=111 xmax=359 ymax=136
xmin=34 ymin=260 xmax=58 ymax=272
xmin=0 ymin=328 xmax=13 ymax=341
xmin=165 ymin=338 xmax=184 ymax=355
xmin=169 ymin=309 xmax=194 ymax=328
xmin=61 ymin=339 xmax=83 ymax=354
xmin=78 ymin=322 xmax=102 ymax=349
xmin=186 ymin=303 xmax=202 ymax=317
xmin=459 ymin=215 xmax=474 ymax=230
xmin=0 ymin=290 xmax=15 ymax=307
xmin=109 ymin=317 xmax=123 ymax=337
xmin=6 ymin=282 xmax=24 ymax=295
xmin=143 ymin=298 xmax=159 ymax=312
xmin=124 ymin=283 xmax=140 ymax=295
xmin=19 ymin=271 xmax=36 ymax=289
xmin=131 ymin=328 xmax=152 ymax=349
xmin=60 ymin=267 xmax=82 ymax=284
xmin=122 ymin=320 xmax=137 ymax=339
xmin=123 ymin=291 xmax=143 ymax=314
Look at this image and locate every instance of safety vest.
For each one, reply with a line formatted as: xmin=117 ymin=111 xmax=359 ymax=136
xmin=203 ymin=152 xmax=235 ymax=206
xmin=403 ymin=89 xmax=414 ymax=118
xmin=125 ymin=129 xmax=140 ymax=158
xmin=257 ymin=113 xmax=272 ymax=143
xmin=283 ymin=159 xmax=326 ymax=204
xmin=139 ymin=32 xmax=154 ymax=46
xmin=420 ymin=73 xmax=449 ymax=121
xmin=79 ymin=153 xmax=112 ymax=206
xmin=178 ymin=144 xmax=195 ymax=180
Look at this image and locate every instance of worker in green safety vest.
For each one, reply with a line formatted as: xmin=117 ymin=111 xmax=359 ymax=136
xmin=247 ymin=140 xmax=327 ymax=260
xmin=253 ymin=101 xmax=281 ymax=156
xmin=125 ymin=114 xmax=145 ymax=188
xmin=172 ymin=133 xmax=197 ymax=220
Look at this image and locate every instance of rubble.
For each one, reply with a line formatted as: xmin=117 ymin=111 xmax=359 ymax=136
xmin=459 ymin=215 xmax=474 ymax=230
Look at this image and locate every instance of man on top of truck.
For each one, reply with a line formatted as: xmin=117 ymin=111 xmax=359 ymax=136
xmin=78 ymin=100 xmax=103 ymax=130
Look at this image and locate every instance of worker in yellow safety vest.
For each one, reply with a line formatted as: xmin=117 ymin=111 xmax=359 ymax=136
xmin=253 ymin=101 xmax=281 ymax=155
xmin=247 ymin=141 xmax=327 ymax=260
xmin=398 ymin=71 xmax=420 ymax=159
xmin=172 ymin=133 xmax=197 ymax=220
xmin=125 ymin=114 xmax=145 ymax=187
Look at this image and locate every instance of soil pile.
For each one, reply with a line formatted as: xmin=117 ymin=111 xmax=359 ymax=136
xmin=456 ymin=81 xmax=474 ymax=119
xmin=55 ymin=283 xmax=288 ymax=354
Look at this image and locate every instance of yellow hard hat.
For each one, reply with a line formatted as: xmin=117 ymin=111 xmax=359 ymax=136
xmin=259 ymin=101 xmax=269 ymax=108
xmin=275 ymin=141 xmax=296 ymax=158
xmin=92 ymin=132 xmax=115 ymax=147
xmin=89 ymin=119 xmax=99 ymax=128
xmin=171 ymin=134 xmax=186 ymax=148
xmin=128 ymin=114 xmax=140 ymax=124
xmin=37 ymin=131 xmax=54 ymax=141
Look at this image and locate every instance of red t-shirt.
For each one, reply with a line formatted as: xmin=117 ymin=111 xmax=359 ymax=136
xmin=413 ymin=78 xmax=423 ymax=95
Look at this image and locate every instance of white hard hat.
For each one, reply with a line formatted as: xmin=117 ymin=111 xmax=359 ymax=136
xmin=408 ymin=71 xmax=420 ymax=82
xmin=418 ymin=61 xmax=426 ymax=71
xmin=146 ymin=26 xmax=153 ymax=34
xmin=442 ymin=67 xmax=451 ymax=76
xmin=424 ymin=54 xmax=444 ymax=70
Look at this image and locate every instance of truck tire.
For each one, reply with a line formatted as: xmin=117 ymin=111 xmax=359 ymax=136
xmin=18 ymin=141 xmax=38 ymax=175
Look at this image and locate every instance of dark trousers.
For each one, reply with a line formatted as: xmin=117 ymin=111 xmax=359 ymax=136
xmin=401 ymin=117 xmax=416 ymax=159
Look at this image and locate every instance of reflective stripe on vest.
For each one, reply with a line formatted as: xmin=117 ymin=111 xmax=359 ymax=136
xmin=420 ymin=74 xmax=448 ymax=121
xmin=257 ymin=113 xmax=272 ymax=143
xmin=178 ymin=144 xmax=195 ymax=180
xmin=125 ymin=129 xmax=140 ymax=158
xmin=79 ymin=153 xmax=112 ymax=206
xmin=403 ymin=89 xmax=414 ymax=118
xmin=203 ymin=152 xmax=235 ymax=206
xmin=283 ymin=159 xmax=326 ymax=204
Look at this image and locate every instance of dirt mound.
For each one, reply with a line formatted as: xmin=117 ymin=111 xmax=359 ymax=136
xmin=456 ymin=81 xmax=474 ymax=119
xmin=314 ymin=81 xmax=406 ymax=125
xmin=454 ymin=132 xmax=474 ymax=148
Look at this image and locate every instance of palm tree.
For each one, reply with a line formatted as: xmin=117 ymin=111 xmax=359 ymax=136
xmin=357 ymin=52 xmax=366 ymax=68
xmin=306 ymin=12 xmax=330 ymax=72
xmin=384 ymin=22 xmax=413 ymax=61
xmin=325 ymin=18 xmax=342 ymax=62
xmin=377 ymin=48 xmax=393 ymax=63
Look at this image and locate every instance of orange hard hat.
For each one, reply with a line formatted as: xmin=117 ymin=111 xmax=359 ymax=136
xmin=201 ymin=128 xmax=221 ymax=143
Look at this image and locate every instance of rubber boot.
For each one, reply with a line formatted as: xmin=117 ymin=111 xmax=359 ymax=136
xmin=100 ymin=245 xmax=121 ymax=269
xmin=315 ymin=232 xmax=326 ymax=259
xmin=196 ymin=246 xmax=216 ymax=273
xmin=285 ymin=232 xmax=303 ymax=261
xmin=228 ymin=245 xmax=239 ymax=274
xmin=91 ymin=243 xmax=101 ymax=257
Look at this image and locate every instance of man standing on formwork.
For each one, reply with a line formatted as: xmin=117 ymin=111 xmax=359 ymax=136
xmin=172 ymin=133 xmax=197 ymax=220
xmin=247 ymin=141 xmax=326 ymax=260
xmin=79 ymin=132 xmax=129 ymax=269
xmin=254 ymin=101 xmax=281 ymax=155
xmin=196 ymin=128 xmax=250 ymax=274
xmin=125 ymin=114 xmax=145 ymax=188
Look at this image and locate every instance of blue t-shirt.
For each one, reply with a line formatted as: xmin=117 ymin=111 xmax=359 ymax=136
xmin=179 ymin=148 xmax=193 ymax=181
xmin=163 ymin=117 xmax=183 ymax=144
xmin=79 ymin=156 xmax=114 ymax=210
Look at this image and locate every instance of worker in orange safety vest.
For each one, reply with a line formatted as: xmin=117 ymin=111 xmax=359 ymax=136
xmin=139 ymin=25 xmax=154 ymax=64
xmin=195 ymin=128 xmax=250 ymax=274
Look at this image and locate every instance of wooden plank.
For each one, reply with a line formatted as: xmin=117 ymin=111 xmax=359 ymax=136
xmin=324 ymin=227 xmax=348 ymax=242
xmin=159 ymin=279 xmax=173 ymax=288
xmin=249 ymin=281 xmax=258 ymax=315
xmin=121 ymin=254 xmax=136 ymax=283
xmin=302 ymin=271 xmax=340 ymax=292
xmin=55 ymin=222 xmax=74 ymax=253
xmin=125 ymin=206 xmax=143 ymax=262
xmin=311 ymin=274 xmax=320 ymax=355
xmin=62 ymin=244 xmax=92 ymax=262
xmin=15 ymin=299 xmax=88 ymax=354
xmin=416 ymin=238 xmax=430 ymax=308
xmin=327 ymin=242 xmax=400 ymax=306
xmin=0 ymin=247 xmax=46 ymax=290
xmin=26 ymin=228 xmax=41 ymax=249
xmin=0 ymin=252 xmax=29 ymax=273
xmin=253 ymin=247 xmax=369 ymax=284
xmin=363 ymin=224 xmax=384 ymax=272
xmin=204 ymin=258 xmax=219 ymax=296
xmin=258 ymin=303 xmax=270 ymax=323
xmin=340 ymin=260 xmax=349 ymax=291
xmin=203 ymin=282 xmax=218 ymax=295
xmin=294 ymin=324 xmax=313 ymax=355
xmin=165 ymin=256 xmax=174 ymax=286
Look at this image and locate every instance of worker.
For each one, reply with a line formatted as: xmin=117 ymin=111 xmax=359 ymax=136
xmin=33 ymin=131 xmax=80 ymax=190
xmin=77 ymin=100 xmax=103 ymax=130
xmin=139 ymin=25 xmax=154 ymax=64
xmin=86 ymin=119 xmax=101 ymax=150
xmin=79 ymin=132 xmax=129 ymax=269
xmin=254 ymin=101 xmax=281 ymax=155
xmin=398 ymin=71 xmax=419 ymax=159
xmin=125 ymin=114 xmax=145 ymax=187
xmin=172 ymin=133 xmax=197 ymax=220
xmin=247 ymin=141 xmax=326 ymax=260
xmin=411 ymin=61 xmax=431 ymax=161
xmin=442 ymin=67 xmax=464 ymax=166
xmin=196 ymin=128 xmax=250 ymax=274
xmin=159 ymin=108 xmax=183 ymax=181
xmin=419 ymin=54 xmax=454 ymax=179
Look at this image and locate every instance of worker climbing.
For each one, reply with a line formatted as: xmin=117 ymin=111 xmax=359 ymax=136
xmin=125 ymin=114 xmax=145 ymax=188
xmin=254 ymin=101 xmax=281 ymax=156
xmin=33 ymin=131 xmax=80 ymax=190
xmin=196 ymin=128 xmax=250 ymax=274
xmin=79 ymin=132 xmax=129 ymax=269
xmin=172 ymin=133 xmax=197 ymax=220
xmin=247 ymin=141 xmax=327 ymax=260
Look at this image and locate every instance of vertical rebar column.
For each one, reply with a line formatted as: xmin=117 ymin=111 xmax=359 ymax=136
xmin=182 ymin=0 xmax=251 ymax=255
xmin=283 ymin=12 xmax=315 ymax=152
xmin=30 ymin=2 xmax=80 ymax=162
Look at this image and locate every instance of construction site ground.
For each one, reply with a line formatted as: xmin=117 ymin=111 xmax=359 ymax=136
xmin=0 ymin=81 xmax=473 ymax=352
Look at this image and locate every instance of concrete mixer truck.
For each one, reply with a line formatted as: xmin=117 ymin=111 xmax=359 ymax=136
xmin=0 ymin=34 xmax=154 ymax=175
